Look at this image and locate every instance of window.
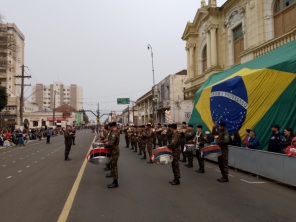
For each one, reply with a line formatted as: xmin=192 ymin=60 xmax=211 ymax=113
xmin=202 ymin=45 xmax=207 ymax=73
xmin=233 ymin=24 xmax=244 ymax=64
xmin=44 ymin=102 xmax=47 ymax=104
xmin=274 ymin=0 xmax=296 ymax=37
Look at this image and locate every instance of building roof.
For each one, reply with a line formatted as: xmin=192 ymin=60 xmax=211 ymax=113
xmin=54 ymin=103 xmax=77 ymax=112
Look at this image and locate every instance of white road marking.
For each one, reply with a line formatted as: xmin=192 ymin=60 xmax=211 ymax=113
xmin=41 ymin=157 xmax=44 ymax=159
xmin=12 ymin=161 xmax=16 ymax=163
xmin=20 ymin=158 xmax=23 ymax=160
xmin=26 ymin=165 xmax=30 ymax=168
xmin=240 ymin=179 xmax=266 ymax=184
xmin=18 ymin=170 xmax=22 ymax=173
xmin=34 ymin=161 xmax=38 ymax=164
xmin=7 ymin=176 xmax=12 ymax=179
xmin=3 ymin=165 xmax=6 ymax=167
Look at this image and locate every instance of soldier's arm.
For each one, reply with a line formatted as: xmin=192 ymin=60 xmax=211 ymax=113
xmin=200 ymin=133 xmax=207 ymax=145
xmin=167 ymin=134 xmax=178 ymax=150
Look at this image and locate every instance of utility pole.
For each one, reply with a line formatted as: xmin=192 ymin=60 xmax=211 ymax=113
xmin=127 ymin=105 xmax=130 ymax=124
xmin=15 ymin=65 xmax=31 ymax=127
xmin=52 ymin=90 xmax=56 ymax=127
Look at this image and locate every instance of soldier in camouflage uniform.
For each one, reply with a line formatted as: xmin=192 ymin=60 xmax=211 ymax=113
xmin=156 ymin=123 xmax=163 ymax=147
xmin=167 ymin=125 xmax=174 ymax=145
xmin=212 ymin=122 xmax=230 ymax=183
xmin=123 ymin=124 xmax=130 ymax=148
xmin=179 ymin=122 xmax=187 ymax=162
xmin=100 ymin=124 xmax=111 ymax=171
xmin=184 ymin=124 xmax=195 ymax=168
xmin=137 ymin=125 xmax=144 ymax=155
xmin=145 ymin=124 xmax=154 ymax=163
xmin=167 ymin=124 xmax=181 ymax=185
xmin=161 ymin=125 xmax=168 ymax=146
xmin=194 ymin=124 xmax=207 ymax=173
xmin=105 ymin=122 xmax=120 ymax=188
xmin=129 ymin=125 xmax=136 ymax=151
xmin=132 ymin=126 xmax=138 ymax=153
xmin=64 ymin=125 xmax=74 ymax=161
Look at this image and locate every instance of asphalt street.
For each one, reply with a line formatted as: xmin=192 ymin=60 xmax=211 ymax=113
xmin=1 ymin=131 xmax=296 ymax=222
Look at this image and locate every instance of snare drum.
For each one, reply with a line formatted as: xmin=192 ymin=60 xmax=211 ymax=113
xmin=201 ymin=145 xmax=222 ymax=158
xmin=87 ymin=148 xmax=111 ymax=164
xmin=152 ymin=146 xmax=173 ymax=165
xmin=92 ymin=142 xmax=105 ymax=149
xmin=184 ymin=144 xmax=196 ymax=152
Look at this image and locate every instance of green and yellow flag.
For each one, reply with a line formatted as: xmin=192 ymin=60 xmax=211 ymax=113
xmin=190 ymin=40 xmax=296 ymax=150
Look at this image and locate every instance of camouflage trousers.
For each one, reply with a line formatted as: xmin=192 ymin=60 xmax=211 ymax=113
xmin=157 ymin=136 xmax=162 ymax=147
xmin=180 ymin=141 xmax=186 ymax=160
xmin=218 ymin=147 xmax=229 ymax=178
xmin=138 ymin=142 xmax=143 ymax=154
xmin=172 ymin=150 xmax=181 ymax=179
xmin=187 ymin=151 xmax=194 ymax=165
xmin=146 ymin=142 xmax=153 ymax=160
xmin=196 ymin=149 xmax=204 ymax=169
xmin=131 ymin=139 xmax=138 ymax=151
xmin=110 ymin=154 xmax=119 ymax=180
xmin=64 ymin=144 xmax=72 ymax=158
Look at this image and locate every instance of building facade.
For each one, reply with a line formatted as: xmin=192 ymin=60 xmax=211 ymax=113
xmin=31 ymin=81 xmax=83 ymax=111
xmin=154 ymin=69 xmax=192 ymax=124
xmin=182 ymin=0 xmax=296 ymax=108
xmin=0 ymin=23 xmax=25 ymax=126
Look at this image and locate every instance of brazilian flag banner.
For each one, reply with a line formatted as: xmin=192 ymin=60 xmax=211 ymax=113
xmin=189 ymin=39 xmax=296 ymax=150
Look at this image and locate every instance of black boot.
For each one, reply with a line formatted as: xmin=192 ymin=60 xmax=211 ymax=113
xmin=104 ymin=167 xmax=111 ymax=171
xmin=134 ymin=149 xmax=137 ymax=153
xmin=169 ymin=179 xmax=180 ymax=185
xmin=141 ymin=156 xmax=147 ymax=159
xmin=108 ymin=179 xmax=119 ymax=188
xmin=185 ymin=163 xmax=193 ymax=168
xmin=195 ymin=168 xmax=205 ymax=173
xmin=217 ymin=177 xmax=229 ymax=183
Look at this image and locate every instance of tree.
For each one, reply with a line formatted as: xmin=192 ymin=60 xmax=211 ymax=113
xmin=0 ymin=86 xmax=8 ymax=111
xmin=83 ymin=111 xmax=89 ymax=124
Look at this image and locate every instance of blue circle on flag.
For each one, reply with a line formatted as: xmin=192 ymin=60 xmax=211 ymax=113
xmin=210 ymin=76 xmax=248 ymax=135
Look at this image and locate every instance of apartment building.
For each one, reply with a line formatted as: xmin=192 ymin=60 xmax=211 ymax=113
xmin=31 ymin=82 xmax=83 ymax=111
xmin=0 ymin=23 xmax=25 ymax=126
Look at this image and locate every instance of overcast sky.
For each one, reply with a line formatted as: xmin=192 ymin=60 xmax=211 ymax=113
xmin=1 ymin=0 xmax=226 ymax=121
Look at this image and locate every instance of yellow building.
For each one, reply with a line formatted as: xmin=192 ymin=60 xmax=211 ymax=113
xmin=182 ymin=0 xmax=296 ymax=105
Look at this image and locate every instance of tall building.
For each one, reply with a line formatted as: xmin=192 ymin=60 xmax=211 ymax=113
xmin=0 ymin=23 xmax=25 ymax=126
xmin=31 ymin=82 xmax=83 ymax=111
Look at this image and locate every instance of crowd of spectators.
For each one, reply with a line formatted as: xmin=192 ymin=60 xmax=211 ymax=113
xmin=0 ymin=127 xmax=65 ymax=148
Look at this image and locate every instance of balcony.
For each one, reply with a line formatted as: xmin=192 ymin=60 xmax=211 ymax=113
xmin=241 ymin=28 xmax=296 ymax=59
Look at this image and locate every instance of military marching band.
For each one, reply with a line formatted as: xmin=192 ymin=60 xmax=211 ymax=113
xmin=88 ymin=120 xmax=230 ymax=189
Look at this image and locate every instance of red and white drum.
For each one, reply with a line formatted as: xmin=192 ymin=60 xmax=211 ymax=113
xmin=87 ymin=143 xmax=111 ymax=164
xmin=152 ymin=146 xmax=173 ymax=165
xmin=184 ymin=144 xmax=196 ymax=152
xmin=201 ymin=145 xmax=222 ymax=158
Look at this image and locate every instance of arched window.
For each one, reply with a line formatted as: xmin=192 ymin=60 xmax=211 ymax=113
xmin=274 ymin=0 xmax=296 ymax=37
xmin=202 ymin=45 xmax=207 ymax=73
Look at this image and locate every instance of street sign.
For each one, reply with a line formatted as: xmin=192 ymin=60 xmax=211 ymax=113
xmin=117 ymin=98 xmax=130 ymax=104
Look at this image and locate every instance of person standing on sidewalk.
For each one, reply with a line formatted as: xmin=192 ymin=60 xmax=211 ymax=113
xmin=45 ymin=127 xmax=52 ymax=144
xmin=64 ymin=125 xmax=74 ymax=161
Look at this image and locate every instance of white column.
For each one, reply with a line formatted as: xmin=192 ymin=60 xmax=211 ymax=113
xmin=189 ymin=47 xmax=194 ymax=78
xmin=207 ymin=31 xmax=211 ymax=68
xmin=186 ymin=48 xmax=191 ymax=79
xmin=210 ymin=28 xmax=217 ymax=67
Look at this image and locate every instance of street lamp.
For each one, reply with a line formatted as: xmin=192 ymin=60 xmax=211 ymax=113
xmin=147 ymin=44 xmax=157 ymax=124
